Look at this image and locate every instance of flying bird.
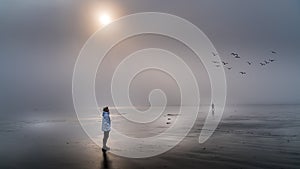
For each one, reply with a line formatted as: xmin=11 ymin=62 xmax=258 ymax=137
xmin=260 ymin=63 xmax=266 ymax=66
xmin=231 ymin=52 xmax=238 ymax=56
xmin=271 ymin=50 xmax=277 ymax=54
xmin=247 ymin=61 xmax=252 ymax=65
xmin=231 ymin=52 xmax=240 ymax=58
xmin=264 ymin=60 xmax=270 ymax=64
xmin=269 ymin=59 xmax=275 ymax=62
xmin=240 ymin=72 xmax=246 ymax=75
xmin=222 ymin=61 xmax=228 ymax=65
xmin=212 ymin=52 xmax=218 ymax=56
xmin=226 ymin=67 xmax=232 ymax=70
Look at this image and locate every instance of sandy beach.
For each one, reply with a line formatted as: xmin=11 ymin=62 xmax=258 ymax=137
xmin=0 ymin=105 xmax=299 ymax=169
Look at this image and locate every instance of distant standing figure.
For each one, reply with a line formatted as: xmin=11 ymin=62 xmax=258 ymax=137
xmin=102 ymin=106 xmax=111 ymax=151
xmin=211 ymin=103 xmax=215 ymax=116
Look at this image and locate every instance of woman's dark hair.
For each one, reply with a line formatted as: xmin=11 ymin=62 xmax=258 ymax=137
xmin=103 ymin=106 xmax=109 ymax=112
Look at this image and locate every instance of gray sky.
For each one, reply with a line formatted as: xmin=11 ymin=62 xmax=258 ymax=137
xmin=1 ymin=0 xmax=300 ymax=116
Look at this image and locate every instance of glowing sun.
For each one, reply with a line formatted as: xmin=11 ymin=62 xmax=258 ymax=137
xmin=99 ymin=13 xmax=112 ymax=26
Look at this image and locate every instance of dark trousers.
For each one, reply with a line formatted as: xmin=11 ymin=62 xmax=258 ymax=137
xmin=103 ymin=131 xmax=110 ymax=148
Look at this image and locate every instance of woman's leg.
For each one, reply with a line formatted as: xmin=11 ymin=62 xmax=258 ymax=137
xmin=103 ymin=131 xmax=110 ymax=148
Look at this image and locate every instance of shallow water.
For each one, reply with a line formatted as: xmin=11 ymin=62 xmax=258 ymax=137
xmin=0 ymin=105 xmax=299 ymax=169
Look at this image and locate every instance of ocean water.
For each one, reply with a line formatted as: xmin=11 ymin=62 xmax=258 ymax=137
xmin=0 ymin=105 xmax=299 ymax=169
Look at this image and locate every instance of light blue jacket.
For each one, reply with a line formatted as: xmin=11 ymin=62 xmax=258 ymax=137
xmin=102 ymin=111 xmax=111 ymax=132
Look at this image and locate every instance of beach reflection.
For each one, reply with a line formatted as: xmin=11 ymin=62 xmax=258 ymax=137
xmin=101 ymin=150 xmax=111 ymax=169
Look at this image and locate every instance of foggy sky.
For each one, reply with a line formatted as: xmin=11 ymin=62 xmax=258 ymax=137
xmin=1 ymin=0 xmax=300 ymax=117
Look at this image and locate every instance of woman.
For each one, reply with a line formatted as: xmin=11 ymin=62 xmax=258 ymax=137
xmin=102 ymin=106 xmax=111 ymax=151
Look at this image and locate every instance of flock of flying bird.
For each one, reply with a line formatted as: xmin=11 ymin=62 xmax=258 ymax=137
xmin=211 ymin=50 xmax=278 ymax=75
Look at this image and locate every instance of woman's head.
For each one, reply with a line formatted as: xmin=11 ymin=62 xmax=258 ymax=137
xmin=103 ymin=106 xmax=109 ymax=112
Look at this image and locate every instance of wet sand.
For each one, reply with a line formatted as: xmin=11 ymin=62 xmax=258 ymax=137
xmin=0 ymin=105 xmax=299 ymax=169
